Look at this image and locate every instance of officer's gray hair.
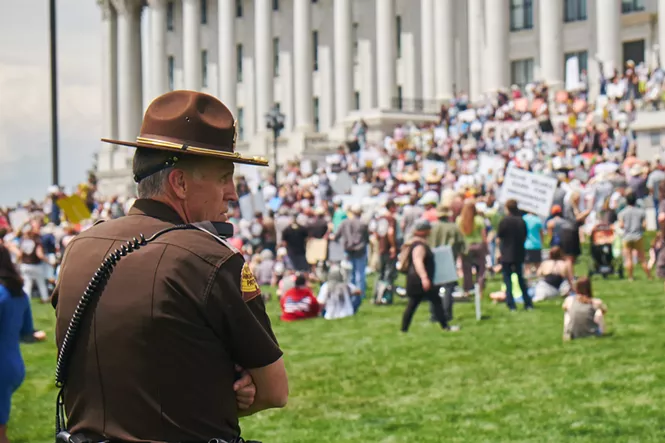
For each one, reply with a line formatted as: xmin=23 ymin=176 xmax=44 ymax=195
xmin=132 ymin=148 xmax=205 ymax=198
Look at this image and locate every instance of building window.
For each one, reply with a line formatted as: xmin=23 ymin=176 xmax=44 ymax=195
xmin=166 ymin=1 xmax=174 ymax=31
xmin=313 ymin=97 xmax=320 ymax=132
xmin=397 ymin=86 xmax=403 ymax=110
xmin=201 ymin=50 xmax=208 ymax=87
xmin=354 ymin=91 xmax=360 ymax=110
xmin=510 ymin=0 xmax=533 ymax=31
xmin=622 ymin=0 xmax=645 ymax=13
xmin=564 ymin=0 xmax=587 ymax=22
xmin=273 ymin=37 xmax=280 ymax=76
xmin=510 ymin=58 xmax=534 ymax=88
xmin=236 ymin=44 xmax=243 ymax=82
xmin=236 ymin=0 xmax=243 ymax=17
xmin=564 ymin=51 xmax=588 ymax=86
xmin=353 ymin=22 xmax=359 ymax=65
xmin=168 ymin=56 xmax=174 ymax=91
xmin=237 ymin=108 xmax=244 ymax=141
xmin=201 ymin=0 xmax=207 ymax=24
xmin=396 ymin=15 xmax=402 ymax=59
xmin=313 ymin=31 xmax=319 ymax=71
xmin=273 ymin=0 xmax=279 ymax=11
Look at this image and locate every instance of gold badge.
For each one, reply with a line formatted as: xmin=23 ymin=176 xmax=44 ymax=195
xmin=240 ymin=262 xmax=261 ymax=302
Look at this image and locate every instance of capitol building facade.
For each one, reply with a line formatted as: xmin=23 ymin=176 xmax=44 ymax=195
xmin=97 ymin=0 xmax=664 ymax=196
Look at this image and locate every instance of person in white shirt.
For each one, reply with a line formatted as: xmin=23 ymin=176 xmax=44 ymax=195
xmin=316 ymin=266 xmax=361 ymax=320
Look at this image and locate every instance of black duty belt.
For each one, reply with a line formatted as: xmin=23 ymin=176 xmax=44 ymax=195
xmin=57 ymin=433 xmax=261 ymax=443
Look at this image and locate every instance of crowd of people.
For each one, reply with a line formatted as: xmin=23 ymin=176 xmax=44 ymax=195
xmin=2 ymin=69 xmax=665 ymax=440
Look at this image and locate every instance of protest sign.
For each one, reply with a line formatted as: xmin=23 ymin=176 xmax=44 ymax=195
xmin=432 ymin=246 xmax=458 ymax=285
xmin=8 ymin=208 xmax=30 ymax=229
xmin=331 ymin=171 xmax=354 ymax=195
xmin=239 ymin=194 xmax=255 ymax=220
xmin=57 ymin=195 xmax=92 ymax=224
xmin=499 ymin=165 xmax=557 ymax=218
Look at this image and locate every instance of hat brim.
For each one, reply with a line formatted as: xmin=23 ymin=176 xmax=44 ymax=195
xmin=102 ymin=137 xmax=270 ymax=167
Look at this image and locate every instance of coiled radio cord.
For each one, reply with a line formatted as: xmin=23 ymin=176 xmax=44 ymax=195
xmin=54 ymin=224 xmax=195 ymax=436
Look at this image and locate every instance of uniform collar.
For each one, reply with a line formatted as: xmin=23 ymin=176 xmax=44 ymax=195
xmin=128 ymin=199 xmax=185 ymax=225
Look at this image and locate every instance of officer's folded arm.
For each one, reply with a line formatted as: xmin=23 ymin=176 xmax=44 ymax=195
xmin=210 ymin=254 xmax=289 ymax=416
xmin=239 ymin=357 xmax=289 ymax=416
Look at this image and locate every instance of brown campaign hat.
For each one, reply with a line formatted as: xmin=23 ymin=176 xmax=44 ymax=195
xmin=102 ymin=90 xmax=269 ymax=167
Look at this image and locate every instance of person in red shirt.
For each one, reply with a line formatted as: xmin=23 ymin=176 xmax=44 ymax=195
xmin=280 ymin=274 xmax=320 ymax=322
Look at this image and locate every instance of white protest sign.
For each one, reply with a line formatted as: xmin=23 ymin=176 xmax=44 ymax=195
xmin=432 ymin=246 xmax=458 ymax=285
xmin=478 ymin=154 xmax=505 ymax=176
xmin=331 ymin=171 xmax=354 ymax=195
xmin=565 ymin=56 xmax=580 ymax=91
xmin=351 ymin=183 xmax=372 ymax=199
xmin=238 ymin=194 xmax=255 ymax=220
xmin=8 ymin=208 xmax=30 ymax=230
xmin=499 ymin=165 xmax=557 ymax=218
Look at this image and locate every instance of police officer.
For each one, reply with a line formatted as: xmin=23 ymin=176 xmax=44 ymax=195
xmin=52 ymin=91 xmax=288 ymax=443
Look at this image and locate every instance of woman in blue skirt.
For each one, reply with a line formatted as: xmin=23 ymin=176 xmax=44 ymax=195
xmin=0 ymin=244 xmax=46 ymax=443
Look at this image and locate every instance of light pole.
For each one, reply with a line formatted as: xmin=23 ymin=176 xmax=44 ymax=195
xmin=265 ymin=105 xmax=285 ymax=187
xmin=49 ymin=0 xmax=59 ymax=186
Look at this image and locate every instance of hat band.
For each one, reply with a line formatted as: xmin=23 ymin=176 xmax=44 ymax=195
xmin=138 ymin=135 xmax=241 ymax=158
xmin=136 ymin=135 xmax=269 ymax=166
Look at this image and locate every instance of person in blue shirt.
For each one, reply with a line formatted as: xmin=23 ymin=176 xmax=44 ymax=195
xmin=523 ymin=211 xmax=544 ymax=278
xmin=0 ymin=245 xmax=46 ymax=443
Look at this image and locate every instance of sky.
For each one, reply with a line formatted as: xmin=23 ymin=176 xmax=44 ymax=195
xmin=0 ymin=0 xmax=151 ymax=206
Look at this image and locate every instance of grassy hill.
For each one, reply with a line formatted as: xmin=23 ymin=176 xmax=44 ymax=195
xmin=9 ymin=258 xmax=665 ymax=443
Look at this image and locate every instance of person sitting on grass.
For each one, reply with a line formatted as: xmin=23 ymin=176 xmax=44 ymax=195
xmin=280 ymin=274 xmax=320 ymax=322
xmin=533 ymin=246 xmax=574 ymax=302
xmin=563 ymin=277 xmax=607 ymax=341
xmin=316 ymin=265 xmax=361 ymax=320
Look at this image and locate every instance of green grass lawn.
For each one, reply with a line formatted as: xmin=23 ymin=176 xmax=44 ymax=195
xmin=10 ymin=256 xmax=665 ymax=443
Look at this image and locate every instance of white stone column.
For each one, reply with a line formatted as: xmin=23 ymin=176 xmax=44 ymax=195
xmin=596 ymin=0 xmax=622 ymax=75
xmin=420 ymin=0 xmax=435 ymax=102
xmin=116 ymin=0 xmax=143 ymax=143
xmin=468 ymin=0 xmax=484 ymax=100
xmin=149 ymin=0 xmax=168 ymax=98
xmin=659 ymin=0 xmax=665 ymax=66
xmin=434 ymin=0 xmax=455 ymax=100
xmin=255 ymin=0 xmax=273 ymax=128
xmin=293 ymin=0 xmax=313 ymax=131
xmin=484 ymin=0 xmax=509 ymax=93
xmin=183 ymin=0 xmax=201 ymax=90
xmin=376 ymin=0 xmax=396 ymax=110
xmin=539 ymin=0 xmax=563 ymax=90
xmin=334 ymin=0 xmax=353 ymax=123
xmin=218 ymin=0 xmax=236 ymax=115
xmin=100 ymin=0 xmax=118 ymax=172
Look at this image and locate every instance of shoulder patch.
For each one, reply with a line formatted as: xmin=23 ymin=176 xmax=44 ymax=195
xmin=241 ymin=262 xmax=262 ymax=302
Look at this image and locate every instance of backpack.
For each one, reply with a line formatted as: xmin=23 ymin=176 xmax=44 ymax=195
xmin=397 ymin=240 xmax=424 ymax=274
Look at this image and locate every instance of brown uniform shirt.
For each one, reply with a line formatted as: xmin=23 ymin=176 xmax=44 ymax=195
xmin=52 ymin=199 xmax=283 ymax=442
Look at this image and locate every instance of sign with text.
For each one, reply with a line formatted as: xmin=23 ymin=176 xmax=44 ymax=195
xmin=499 ymin=165 xmax=557 ymax=218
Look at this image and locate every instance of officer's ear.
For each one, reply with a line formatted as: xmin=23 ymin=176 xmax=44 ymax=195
xmin=167 ymin=168 xmax=188 ymax=200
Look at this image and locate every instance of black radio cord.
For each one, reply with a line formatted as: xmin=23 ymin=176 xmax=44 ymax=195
xmin=54 ymin=224 xmax=195 ymax=436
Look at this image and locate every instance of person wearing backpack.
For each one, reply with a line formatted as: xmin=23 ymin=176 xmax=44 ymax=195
xmin=401 ymin=220 xmax=458 ymax=333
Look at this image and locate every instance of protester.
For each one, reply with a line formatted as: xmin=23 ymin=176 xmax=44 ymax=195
xmin=618 ymin=192 xmax=651 ymax=280
xmin=317 ymin=266 xmax=360 ymax=320
xmin=497 ymin=199 xmax=533 ymax=311
xmin=280 ymin=274 xmax=320 ymax=321
xmin=563 ymin=278 xmax=607 ymax=340
xmin=401 ymin=220 xmax=457 ymax=333
xmin=0 ymin=245 xmax=46 ymax=443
